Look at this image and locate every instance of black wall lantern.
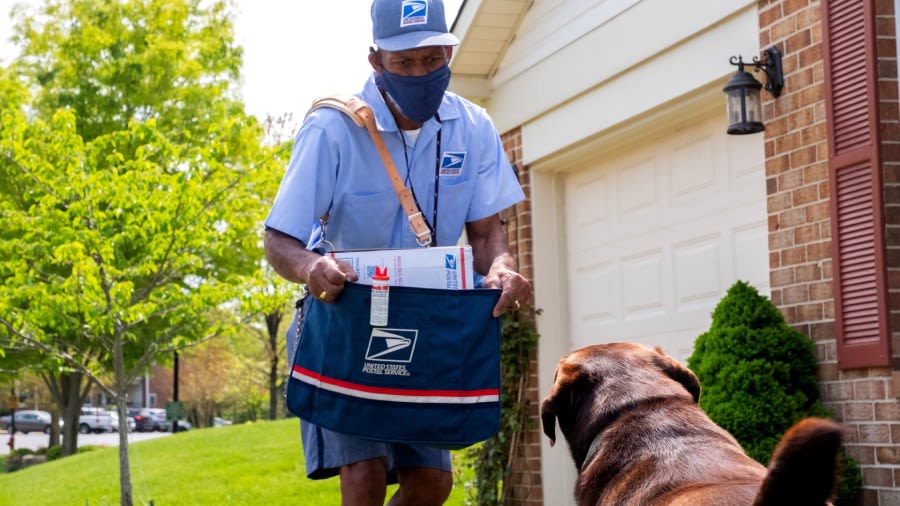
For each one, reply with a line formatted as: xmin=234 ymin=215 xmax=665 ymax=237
xmin=724 ymin=46 xmax=784 ymax=135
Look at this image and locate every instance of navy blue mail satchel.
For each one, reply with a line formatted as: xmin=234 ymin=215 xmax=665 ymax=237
xmin=285 ymin=281 xmax=502 ymax=449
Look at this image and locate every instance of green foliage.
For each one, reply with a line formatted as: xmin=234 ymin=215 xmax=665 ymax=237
xmin=836 ymin=451 xmax=862 ymax=506
xmin=460 ymin=308 xmax=540 ymax=506
xmin=688 ymin=280 xmax=860 ymax=504
xmin=43 ymin=445 xmax=62 ymax=461
xmin=15 ymin=0 xmax=245 ymax=145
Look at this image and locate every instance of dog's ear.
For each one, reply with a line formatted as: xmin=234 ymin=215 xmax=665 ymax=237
xmin=652 ymin=347 xmax=700 ymax=403
xmin=541 ymin=359 xmax=583 ymax=446
xmin=540 ymin=394 xmax=558 ymax=447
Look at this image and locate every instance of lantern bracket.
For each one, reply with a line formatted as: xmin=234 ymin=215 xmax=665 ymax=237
xmin=729 ymin=46 xmax=783 ymax=98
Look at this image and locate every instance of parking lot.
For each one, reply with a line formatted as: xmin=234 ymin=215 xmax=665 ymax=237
xmin=1 ymin=429 xmax=171 ymax=455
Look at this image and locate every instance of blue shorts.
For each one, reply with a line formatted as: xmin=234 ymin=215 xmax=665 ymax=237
xmin=300 ymin=419 xmax=452 ymax=481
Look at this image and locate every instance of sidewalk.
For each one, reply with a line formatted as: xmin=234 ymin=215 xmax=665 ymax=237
xmin=1 ymin=429 xmax=170 ymax=455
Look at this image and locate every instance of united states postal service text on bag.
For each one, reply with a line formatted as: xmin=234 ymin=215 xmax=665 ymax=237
xmin=285 ymin=281 xmax=502 ymax=449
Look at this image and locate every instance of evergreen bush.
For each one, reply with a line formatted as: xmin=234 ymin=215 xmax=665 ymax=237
xmin=687 ymin=280 xmax=860 ymax=505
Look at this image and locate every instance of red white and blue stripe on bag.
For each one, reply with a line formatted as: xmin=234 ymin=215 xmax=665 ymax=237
xmin=291 ymin=365 xmax=500 ymax=404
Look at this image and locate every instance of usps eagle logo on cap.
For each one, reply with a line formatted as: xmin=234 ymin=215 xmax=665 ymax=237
xmin=401 ymin=0 xmax=428 ymax=27
xmin=440 ymin=151 xmax=466 ymax=176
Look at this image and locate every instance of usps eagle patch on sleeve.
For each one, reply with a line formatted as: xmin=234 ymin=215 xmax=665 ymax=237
xmin=440 ymin=151 xmax=466 ymax=176
xmin=401 ymin=0 xmax=428 ymax=26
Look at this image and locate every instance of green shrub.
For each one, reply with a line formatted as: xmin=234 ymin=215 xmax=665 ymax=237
xmin=687 ymin=280 xmax=860 ymax=505
xmin=45 ymin=445 xmax=63 ymax=461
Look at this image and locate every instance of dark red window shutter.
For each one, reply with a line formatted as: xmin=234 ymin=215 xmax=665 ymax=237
xmin=822 ymin=0 xmax=890 ymax=368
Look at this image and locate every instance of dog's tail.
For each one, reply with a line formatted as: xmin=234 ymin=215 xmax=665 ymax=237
xmin=752 ymin=417 xmax=843 ymax=506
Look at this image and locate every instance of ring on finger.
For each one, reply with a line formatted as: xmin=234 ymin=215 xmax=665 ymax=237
xmin=514 ymin=300 xmax=521 ymax=310
xmin=319 ymin=290 xmax=328 ymax=301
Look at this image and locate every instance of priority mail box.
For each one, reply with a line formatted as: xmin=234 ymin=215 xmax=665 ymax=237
xmin=329 ymin=246 xmax=475 ymax=290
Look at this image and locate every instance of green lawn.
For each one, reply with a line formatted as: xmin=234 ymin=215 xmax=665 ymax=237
xmin=0 ymin=419 xmax=471 ymax=505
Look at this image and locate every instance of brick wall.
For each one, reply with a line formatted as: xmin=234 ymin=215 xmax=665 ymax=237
xmin=761 ymin=1 xmax=900 ymax=504
xmin=876 ymin=0 xmax=900 ymax=500
xmin=500 ymin=127 xmax=543 ymax=505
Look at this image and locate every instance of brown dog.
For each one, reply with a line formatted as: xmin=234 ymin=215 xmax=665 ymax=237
xmin=540 ymin=342 xmax=843 ymax=506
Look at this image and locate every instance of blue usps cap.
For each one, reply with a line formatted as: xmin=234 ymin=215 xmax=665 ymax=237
xmin=371 ymin=0 xmax=460 ymax=51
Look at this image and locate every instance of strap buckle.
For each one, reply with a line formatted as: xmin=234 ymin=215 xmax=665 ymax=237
xmin=415 ymin=233 xmax=433 ymax=247
xmin=407 ymin=212 xmax=433 ymax=246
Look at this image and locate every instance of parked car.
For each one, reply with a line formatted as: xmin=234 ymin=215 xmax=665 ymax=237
xmin=213 ymin=417 xmax=233 ymax=427
xmin=129 ymin=407 xmax=191 ymax=432
xmin=134 ymin=408 xmax=168 ymax=432
xmin=128 ymin=408 xmax=153 ymax=432
xmin=0 ymin=410 xmax=59 ymax=434
xmin=79 ymin=407 xmax=114 ymax=434
xmin=105 ymin=409 xmax=135 ymax=432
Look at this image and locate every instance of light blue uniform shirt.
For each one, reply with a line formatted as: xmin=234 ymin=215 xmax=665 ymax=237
xmin=265 ymin=75 xmax=525 ymax=251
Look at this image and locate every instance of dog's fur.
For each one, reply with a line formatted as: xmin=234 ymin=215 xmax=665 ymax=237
xmin=540 ymin=342 xmax=843 ymax=506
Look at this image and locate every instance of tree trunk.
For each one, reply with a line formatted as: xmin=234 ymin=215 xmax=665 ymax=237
xmin=43 ymin=371 xmax=87 ymax=456
xmin=48 ymin=410 xmax=61 ymax=448
xmin=113 ymin=331 xmax=133 ymax=506
xmin=115 ymin=395 xmax=132 ymax=506
xmin=265 ymin=311 xmax=282 ymax=420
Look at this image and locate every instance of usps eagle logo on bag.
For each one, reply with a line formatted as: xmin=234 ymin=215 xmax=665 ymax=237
xmin=440 ymin=152 xmax=466 ymax=176
xmin=366 ymin=328 xmax=418 ymax=363
xmin=363 ymin=328 xmax=418 ymax=377
xmin=401 ymin=0 xmax=427 ymax=27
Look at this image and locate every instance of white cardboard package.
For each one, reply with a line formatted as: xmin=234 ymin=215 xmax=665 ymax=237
xmin=328 ymin=246 xmax=475 ymax=290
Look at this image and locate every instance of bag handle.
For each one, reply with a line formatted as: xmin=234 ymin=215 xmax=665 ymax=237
xmin=307 ymin=95 xmax=433 ymax=247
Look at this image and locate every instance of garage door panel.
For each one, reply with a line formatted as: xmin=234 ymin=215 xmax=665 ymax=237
xmin=564 ymin=112 xmax=767 ymax=357
xmin=622 ymin=248 xmax=666 ymax=317
xmin=673 ymin=234 xmax=722 ymax=308
xmin=617 ymin=156 xmax=659 ymax=216
xmin=670 ymin=133 xmax=717 ymax=200
xmin=568 ymin=171 xmax=615 ymax=253
xmin=727 ymin=134 xmax=766 ymax=181
xmin=734 ymin=221 xmax=770 ymax=292
xmin=573 ymin=261 xmax=617 ymax=323
xmin=572 ymin=173 xmax=611 ymax=225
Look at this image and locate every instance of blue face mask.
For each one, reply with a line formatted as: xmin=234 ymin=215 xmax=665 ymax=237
xmin=375 ymin=63 xmax=451 ymax=124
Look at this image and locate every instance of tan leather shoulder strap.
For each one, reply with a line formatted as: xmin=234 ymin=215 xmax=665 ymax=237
xmin=306 ymin=95 xmax=433 ymax=247
xmin=307 ymin=95 xmax=369 ymax=127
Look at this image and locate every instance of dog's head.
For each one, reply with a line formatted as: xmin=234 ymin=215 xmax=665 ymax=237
xmin=540 ymin=342 xmax=700 ymax=465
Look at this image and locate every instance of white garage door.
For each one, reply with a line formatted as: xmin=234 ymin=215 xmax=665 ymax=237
xmin=563 ymin=112 xmax=768 ymax=362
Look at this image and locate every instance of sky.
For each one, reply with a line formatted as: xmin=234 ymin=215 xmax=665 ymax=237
xmin=0 ymin=0 xmax=464 ymax=128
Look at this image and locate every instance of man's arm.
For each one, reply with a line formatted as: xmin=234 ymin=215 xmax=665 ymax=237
xmin=264 ymin=228 xmax=357 ymax=301
xmin=466 ymin=215 xmax=533 ymax=317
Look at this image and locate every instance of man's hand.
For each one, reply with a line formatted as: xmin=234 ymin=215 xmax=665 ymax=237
xmin=483 ymin=264 xmax=532 ymax=318
xmin=264 ymin=228 xmax=358 ymax=302
xmin=306 ymin=255 xmax=358 ymax=303
xmin=466 ymin=215 xmax=533 ymax=317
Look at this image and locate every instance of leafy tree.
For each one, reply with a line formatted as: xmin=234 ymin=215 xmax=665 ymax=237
xmin=236 ymin=262 xmax=296 ymax=420
xmin=232 ymin=113 xmax=297 ymax=421
xmin=0 ymin=1 xmax=286 ymax=504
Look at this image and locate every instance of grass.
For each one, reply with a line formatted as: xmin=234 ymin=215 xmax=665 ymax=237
xmin=0 ymin=419 xmax=471 ymax=505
